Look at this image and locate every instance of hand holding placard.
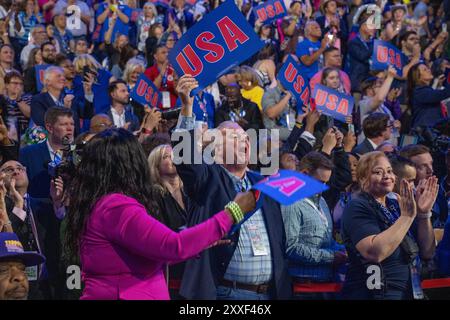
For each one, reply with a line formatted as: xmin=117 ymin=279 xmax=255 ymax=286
xmin=311 ymin=84 xmax=354 ymax=122
xmin=130 ymin=74 xmax=161 ymax=109
xmin=228 ymin=170 xmax=329 ymax=235
xmin=169 ymin=0 xmax=263 ymax=96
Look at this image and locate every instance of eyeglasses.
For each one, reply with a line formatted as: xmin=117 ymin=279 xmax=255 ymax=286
xmin=8 ymin=81 xmax=23 ymax=85
xmin=166 ymin=38 xmax=176 ymax=42
xmin=1 ymin=166 xmax=26 ymax=174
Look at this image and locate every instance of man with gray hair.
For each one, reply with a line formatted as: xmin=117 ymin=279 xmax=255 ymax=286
xmin=20 ymin=25 xmax=48 ymax=69
xmin=30 ymin=66 xmax=93 ymax=134
xmin=296 ymin=20 xmax=331 ymax=80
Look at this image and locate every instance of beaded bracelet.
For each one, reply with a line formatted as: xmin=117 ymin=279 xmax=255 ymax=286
xmin=225 ymin=201 xmax=244 ymax=224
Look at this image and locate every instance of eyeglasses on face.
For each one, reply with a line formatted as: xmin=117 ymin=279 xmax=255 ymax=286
xmin=1 ymin=166 xmax=26 ymax=174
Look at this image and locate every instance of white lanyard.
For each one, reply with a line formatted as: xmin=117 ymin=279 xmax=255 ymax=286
xmin=303 ymin=198 xmax=329 ymax=228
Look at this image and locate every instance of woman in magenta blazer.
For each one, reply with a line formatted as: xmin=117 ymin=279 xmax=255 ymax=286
xmin=64 ymin=128 xmax=255 ymax=300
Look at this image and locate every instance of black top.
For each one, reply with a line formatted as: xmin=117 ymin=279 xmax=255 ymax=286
xmin=341 ymin=193 xmax=415 ymax=299
xmin=154 ymin=189 xmax=188 ymax=232
xmin=154 ymin=189 xmax=188 ymax=282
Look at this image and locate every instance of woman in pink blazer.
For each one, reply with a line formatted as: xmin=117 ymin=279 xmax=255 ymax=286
xmin=64 ymin=128 xmax=255 ymax=300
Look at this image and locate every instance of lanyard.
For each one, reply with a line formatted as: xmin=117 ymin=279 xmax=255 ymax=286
xmin=379 ymin=200 xmax=413 ymax=238
xmin=303 ymin=197 xmax=329 ymax=228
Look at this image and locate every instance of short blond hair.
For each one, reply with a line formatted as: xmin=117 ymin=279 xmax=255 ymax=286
xmin=356 ymin=151 xmax=389 ymax=192
xmin=73 ymin=54 xmax=101 ymax=74
xmin=239 ymin=66 xmax=260 ymax=87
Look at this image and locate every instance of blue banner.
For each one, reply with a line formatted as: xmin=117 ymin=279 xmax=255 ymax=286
xmin=277 ymin=55 xmax=310 ymax=112
xmin=311 ymin=84 xmax=354 ymax=123
xmin=254 ymin=0 xmax=287 ymax=24
xmin=35 ymin=64 xmax=50 ymax=92
xmin=169 ymin=0 xmax=264 ymax=96
xmin=130 ymin=74 xmax=161 ymax=109
xmin=371 ymin=40 xmax=406 ymax=76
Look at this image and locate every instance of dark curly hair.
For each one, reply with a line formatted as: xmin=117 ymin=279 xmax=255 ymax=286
xmin=64 ymin=128 xmax=161 ymax=259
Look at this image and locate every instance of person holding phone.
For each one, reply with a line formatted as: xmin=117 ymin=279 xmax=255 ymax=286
xmin=407 ymin=62 xmax=450 ymax=128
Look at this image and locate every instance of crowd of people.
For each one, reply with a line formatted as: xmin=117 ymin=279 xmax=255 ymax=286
xmin=0 ymin=0 xmax=450 ymax=300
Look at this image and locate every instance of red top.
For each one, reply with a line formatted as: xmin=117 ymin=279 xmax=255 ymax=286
xmin=144 ymin=65 xmax=178 ymax=109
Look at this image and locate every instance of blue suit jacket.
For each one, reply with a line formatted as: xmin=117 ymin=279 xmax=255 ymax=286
xmin=348 ymin=36 xmax=373 ymax=92
xmin=19 ymin=141 xmax=52 ymax=199
xmin=174 ymin=130 xmax=292 ymax=300
xmin=352 ymin=138 xmax=375 ymax=155
xmin=30 ymin=92 xmax=94 ymax=134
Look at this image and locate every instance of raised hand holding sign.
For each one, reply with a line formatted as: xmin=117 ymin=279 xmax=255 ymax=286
xmin=311 ymin=84 xmax=354 ymax=123
xmin=277 ymin=55 xmax=310 ymax=112
xmin=130 ymin=74 xmax=162 ymax=109
xmin=229 ymin=170 xmax=328 ymax=235
xmin=169 ymin=0 xmax=263 ymax=96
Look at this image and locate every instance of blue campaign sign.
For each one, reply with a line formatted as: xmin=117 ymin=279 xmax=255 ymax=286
xmin=312 ymin=84 xmax=354 ymax=122
xmin=254 ymin=0 xmax=287 ymax=24
xmin=168 ymin=0 xmax=264 ymax=96
xmin=252 ymin=170 xmax=329 ymax=206
xmin=372 ymin=40 xmax=406 ymax=76
xmin=130 ymin=74 xmax=161 ymax=108
xmin=35 ymin=64 xmax=50 ymax=92
xmin=277 ymin=55 xmax=310 ymax=111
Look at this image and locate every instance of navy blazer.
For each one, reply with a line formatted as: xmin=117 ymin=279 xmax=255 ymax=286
xmin=106 ymin=108 xmax=140 ymax=132
xmin=19 ymin=141 xmax=52 ymax=199
xmin=30 ymin=92 xmax=94 ymax=134
xmin=352 ymin=138 xmax=375 ymax=155
xmin=174 ymin=130 xmax=292 ymax=300
xmin=348 ymin=36 xmax=373 ymax=92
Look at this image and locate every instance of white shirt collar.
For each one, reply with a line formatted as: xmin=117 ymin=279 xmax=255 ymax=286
xmin=367 ymin=138 xmax=378 ymax=150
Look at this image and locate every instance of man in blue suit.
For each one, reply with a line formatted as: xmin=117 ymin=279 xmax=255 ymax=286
xmin=19 ymin=107 xmax=75 ymax=199
xmin=173 ymin=75 xmax=292 ymax=300
xmin=30 ymin=66 xmax=94 ymax=135
xmin=105 ymin=80 xmax=140 ymax=132
xmin=353 ymin=113 xmax=391 ymax=155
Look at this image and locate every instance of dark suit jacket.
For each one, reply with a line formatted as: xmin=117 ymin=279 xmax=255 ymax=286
xmin=30 ymin=92 xmax=94 ymax=134
xmin=106 ymin=108 xmax=140 ymax=132
xmin=19 ymin=141 xmax=51 ymax=199
xmin=348 ymin=36 xmax=373 ymax=92
xmin=174 ymin=129 xmax=292 ymax=300
xmin=215 ymin=98 xmax=264 ymax=131
xmin=5 ymin=196 xmax=62 ymax=299
xmin=352 ymin=138 xmax=375 ymax=155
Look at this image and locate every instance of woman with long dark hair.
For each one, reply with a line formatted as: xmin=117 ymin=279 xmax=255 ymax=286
xmin=407 ymin=62 xmax=450 ymax=128
xmin=65 ymin=128 xmax=255 ymax=300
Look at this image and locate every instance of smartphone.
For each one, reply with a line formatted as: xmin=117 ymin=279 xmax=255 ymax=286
xmin=327 ymin=34 xmax=334 ymax=42
xmin=443 ymin=23 xmax=447 ymax=33
xmin=326 ymin=115 xmax=334 ymax=129
xmin=83 ymin=66 xmax=97 ymax=83
xmin=83 ymin=65 xmax=91 ymax=81
xmin=348 ymin=123 xmax=355 ymax=134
